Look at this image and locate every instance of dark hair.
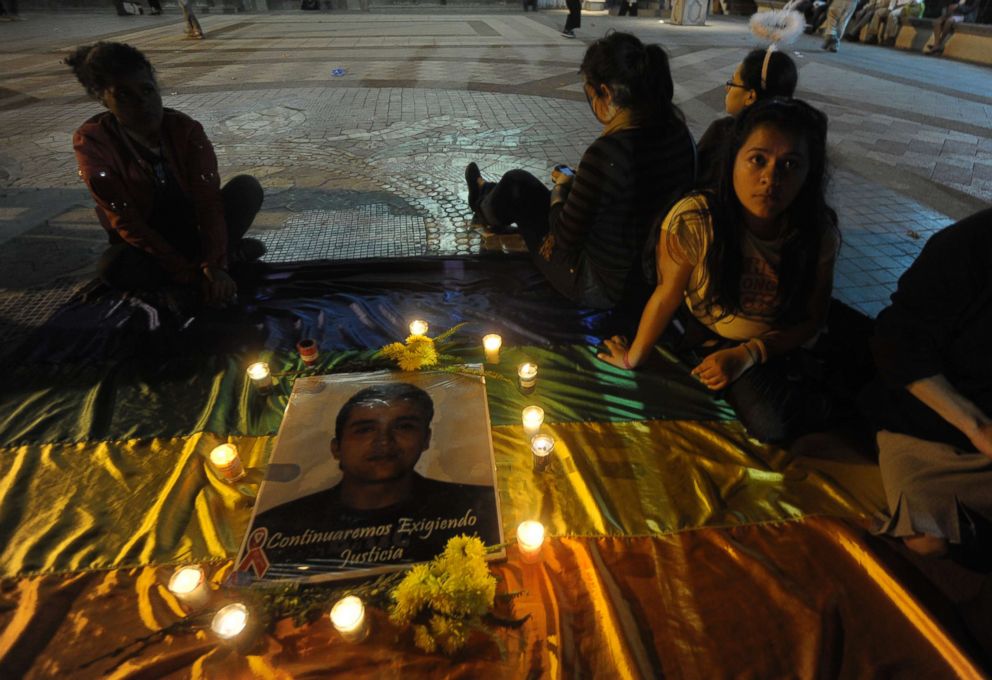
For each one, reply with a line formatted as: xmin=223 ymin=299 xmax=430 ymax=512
xmin=738 ymin=49 xmax=798 ymax=99
xmin=64 ymin=42 xmax=155 ymax=100
xmin=701 ymin=97 xmax=837 ymax=324
xmin=580 ymin=31 xmax=683 ymax=126
xmin=334 ymin=383 xmax=435 ymax=440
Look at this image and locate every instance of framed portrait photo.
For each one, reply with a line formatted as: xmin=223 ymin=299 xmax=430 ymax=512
xmin=235 ymin=369 xmax=505 ymax=583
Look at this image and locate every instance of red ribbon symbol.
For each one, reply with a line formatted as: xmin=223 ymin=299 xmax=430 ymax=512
xmin=237 ymin=527 xmax=271 ymax=578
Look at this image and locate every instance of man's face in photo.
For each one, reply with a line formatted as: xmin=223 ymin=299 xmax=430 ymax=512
xmin=331 ymin=398 xmax=432 ymax=485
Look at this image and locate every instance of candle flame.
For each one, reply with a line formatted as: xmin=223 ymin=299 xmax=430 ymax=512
xmin=330 ymin=596 xmax=365 ymax=631
xmin=483 ymin=334 xmax=502 ymax=350
xmin=168 ymin=566 xmax=203 ymax=594
xmin=211 ymin=603 xmax=248 ymax=639
xmin=247 ymin=362 xmax=270 ymax=380
xmin=517 ymin=520 xmax=545 ymax=550
xmin=209 ymin=443 xmax=238 ymax=466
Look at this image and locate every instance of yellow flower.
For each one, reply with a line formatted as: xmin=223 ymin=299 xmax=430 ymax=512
xmin=379 ymin=335 xmax=439 ymax=371
xmin=380 ymin=341 xmax=407 ymax=361
xmin=389 ymin=534 xmax=497 ymax=655
xmin=429 ymin=614 xmax=469 ymax=655
xmin=442 ymin=535 xmax=487 ymax=563
xmin=412 ymin=624 xmax=438 ymax=654
xmin=390 ymin=563 xmax=437 ymax=626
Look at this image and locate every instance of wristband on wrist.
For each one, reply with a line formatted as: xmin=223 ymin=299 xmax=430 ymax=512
xmin=741 ymin=342 xmax=757 ymax=367
xmin=745 ymin=338 xmax=768 ymax=365
xmin=623 ymin=349 xmax=632 ymax=370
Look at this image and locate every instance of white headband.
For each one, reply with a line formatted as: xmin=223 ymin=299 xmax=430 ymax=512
xmin=761 ymin=44 xmax=777 ymax=92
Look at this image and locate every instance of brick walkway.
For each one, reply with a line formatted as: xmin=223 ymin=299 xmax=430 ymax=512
xmin=0 ymin=9 xmax=989 ymax=347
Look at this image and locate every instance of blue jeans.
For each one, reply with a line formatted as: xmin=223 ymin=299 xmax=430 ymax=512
xmin=676 ymin=312 xmax=841 ymax=444
xmin=477 ymin=169 xmax=613 ymax=309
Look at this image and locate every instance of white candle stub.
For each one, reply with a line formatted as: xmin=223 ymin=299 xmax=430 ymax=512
xmin=517 ymin=362 xmax=538 ymax=391
xmin=531 ymin=433 xmax=555 ymax=472
xmin=521 ymin=406 xmax=545 ymax=435
xmin=330 ymin=595 xmax=370 ymax=643
xmin=209 ymin=443 xmax=246 ymax=482
xmin=409 ymin=319 xmax=429 ymax=337
xmin=168 ymin=566 xmax=209 ymax=609
xmin=483 ymin=334 xmax=502 ymax=364
xmin=211 ymin=603 xmax=249 ymax=640
xmin=247 ymin=362 xmax=273 ymax=391
xmin=517 ymin=520 xmax=546 ymax=563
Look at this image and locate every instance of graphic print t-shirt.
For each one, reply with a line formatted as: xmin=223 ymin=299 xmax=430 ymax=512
xmin=661 ymin=194 xmax=837 ymax=341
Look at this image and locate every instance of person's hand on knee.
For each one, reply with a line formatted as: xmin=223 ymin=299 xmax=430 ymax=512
xmin=201 ymin=265 xmax=237 ymax=307
xmin=691 ymin=345 xmax=754 ymax=391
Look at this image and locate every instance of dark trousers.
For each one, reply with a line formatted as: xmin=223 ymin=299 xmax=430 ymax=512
xmin=522 ymin=0 xmax=537 ymax=9
xmin=675 ymin=311 xmax=842 ymax=444
xmin=478 ymin=169 xmax=611 ymax=309
xmin=98 ymin=175 xmax=263 ymax=291
xmin=618 ymin=0 xmax=638 ymax=15
xmin=565 ymin=0 xmax=582 ymax=30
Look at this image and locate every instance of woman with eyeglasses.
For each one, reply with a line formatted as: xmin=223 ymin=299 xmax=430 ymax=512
xmin=696 ymin=49 xmax=798 ymax=189
xmin=599 ymin=98 xmax=841 ymax=444
xmin=464 ymin=32 xmax=695 ymax=311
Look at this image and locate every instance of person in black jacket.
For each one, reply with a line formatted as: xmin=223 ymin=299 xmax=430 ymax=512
xmin=860 ymin=208 xmax=992 ymax=560
xmin=464 ymin=32 xmax=695 ymax=311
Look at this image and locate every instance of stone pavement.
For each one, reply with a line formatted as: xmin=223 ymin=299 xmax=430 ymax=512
xmin=0 ymin=9 xmax=989 ymax=350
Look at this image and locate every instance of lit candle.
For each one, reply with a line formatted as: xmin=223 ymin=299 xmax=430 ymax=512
xmin=330 ymin=595 xmax=370 ymax=643
xmin=168 ymin=565 xmax=209 ymax=609
xmin=483 ymin=334 xmax=502 ymax=364
xmin=409 ymin=319 xmax=429 ymax=337
xmin=296 ymin=338 xmax=319 ymax=366
xmin=531 ymin=433 xmax=555 ymax=472
xmin=209 ymin=443 xmax=246 ymax=482
xmin=211 ymin=603 xmax=249 ymax=640
xmin=521 ymin=405 xmax=544 ymax=435
xmin=516 ymin=520 xmax=545 ymax=563
xmin=517 ymin=362 xmax=538 ymax=392
xmin=247 ymin=361 xmax=273 ymax=393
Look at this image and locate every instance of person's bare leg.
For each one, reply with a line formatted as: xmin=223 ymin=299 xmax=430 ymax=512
xmin=904 ymin=533 xmax=949 ymax=557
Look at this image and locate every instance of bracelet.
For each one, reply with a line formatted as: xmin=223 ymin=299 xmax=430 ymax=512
xmin=744 ymin=338 xmax=768 ymax=365
xmin=623 ymin=350 xmax=632 ymax=370
xmin=741 ymin=342 xmax=757 ymax=367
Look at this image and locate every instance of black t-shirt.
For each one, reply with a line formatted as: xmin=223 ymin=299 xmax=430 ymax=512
xmin=250 ymin=473 xmax=501 ymax=579
xmin=132 ymin=140 xmax=198 ymax=254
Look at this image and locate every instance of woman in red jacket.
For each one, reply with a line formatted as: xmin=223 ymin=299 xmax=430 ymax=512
xmin=67 ymin=42 xmax=263 ymax=308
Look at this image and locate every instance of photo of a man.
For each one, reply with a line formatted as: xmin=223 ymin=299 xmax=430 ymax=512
xmin=240 ymin=375 xmax=503 ymax=582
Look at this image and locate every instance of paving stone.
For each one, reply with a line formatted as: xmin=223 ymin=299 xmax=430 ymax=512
xmin=0 ymin=8 xmax=988 ymax=345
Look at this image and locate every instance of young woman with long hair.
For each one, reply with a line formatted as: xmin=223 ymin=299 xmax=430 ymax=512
xmin=599 ymin=97 xmax=840 ymax=443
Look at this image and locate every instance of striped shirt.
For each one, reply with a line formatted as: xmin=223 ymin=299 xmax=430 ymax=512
xmin=548 ymin=123 xmax=696 ymax=304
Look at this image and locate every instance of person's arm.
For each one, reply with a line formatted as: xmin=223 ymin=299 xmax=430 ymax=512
xmin=691 ymin=233 xmax=835 ymax=391
xmin=74 ymin=129 xmax=198 ymax=283
xmin=907 ymin=374 xmax=992 ymax=457
xmin=598 ymin=208 xmax=695 ymax=369
xmin=547 ymin=138 xmax=619 ymax=256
